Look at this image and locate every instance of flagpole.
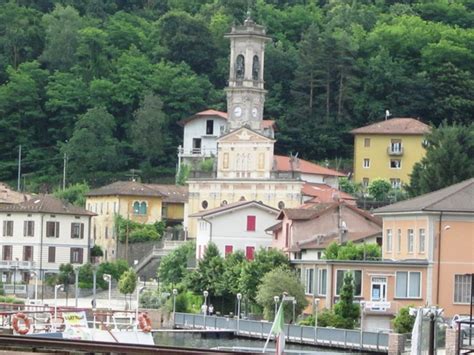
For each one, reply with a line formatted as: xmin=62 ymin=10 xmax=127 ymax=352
xmin=263 ymin=300 xmax=284 ymax=353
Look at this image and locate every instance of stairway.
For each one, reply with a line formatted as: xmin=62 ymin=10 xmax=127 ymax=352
xmin=133 ymin=241 xmax=186 ymax=278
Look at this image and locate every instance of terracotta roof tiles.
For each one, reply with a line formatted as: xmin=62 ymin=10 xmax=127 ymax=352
xmin=350 ymin=118 xmax=430 ymax=135
xmin=273 ymin=155 xmax=345 ymax=177
xmin=0 ymin=195 xmax=95 ymax=216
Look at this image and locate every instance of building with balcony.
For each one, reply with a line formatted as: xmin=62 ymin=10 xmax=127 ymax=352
xmin=0 ymin=195 xmax=95 ymax=285
xmin=85 ymin=181 xmax=188 ymax=261
xmin=292 ymin=178 xmax=474 ymax=330
xmin=350 ymin=118 xmax=430 ymax=188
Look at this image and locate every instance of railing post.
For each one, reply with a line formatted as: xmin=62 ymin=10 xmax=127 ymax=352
xmin=192 ymin=314 xmax=195 ymax=328
xmin=377 ymin=331 xmax=380 ymax=351
xmin=300 ymin=325 xmax=303 ymax=343
xmin=214 ymin=316 xmax=217 ymax=329
xmin=261 ymin=322 xmax=264 ymax=338
xmin=344 ymin=330 xmax=348 ymax=348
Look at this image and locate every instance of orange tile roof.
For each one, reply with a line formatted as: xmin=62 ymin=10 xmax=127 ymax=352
xmin=301 ymin=183 xmax=356 ymax=203
xmin=274 ymin=155 xmax=345 ymax=177
xmin=350 ymin=118 xmax=430 ymax=135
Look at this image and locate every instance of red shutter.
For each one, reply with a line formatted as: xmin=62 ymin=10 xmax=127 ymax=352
xmin=246 ymin=246 xmax=255 ymax=260
xmin=247 ymin=216 xmax=256 ymax=231
xmin=225 ymin=245 xmax=233 ymax=256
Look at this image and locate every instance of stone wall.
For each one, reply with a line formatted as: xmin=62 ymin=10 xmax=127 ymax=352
xmin=388 ymin=333 xmax=406 ymax=355
xmin=445 ymin=328 xmax=459 ymax=355
xmin=117 ymin=240 xmax=162 ymax=266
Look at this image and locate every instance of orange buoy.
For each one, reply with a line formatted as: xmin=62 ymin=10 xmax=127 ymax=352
xmin=12 ymin=313 xmax=31 ymax=335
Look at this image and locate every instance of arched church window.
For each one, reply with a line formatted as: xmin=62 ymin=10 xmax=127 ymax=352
xmin=278 ymin=201 xmax=285 ymax=209
xmin=133 ymin=201 xmax=140 ymax=214
xmin=236 ymin=55 xmax=245 ymax=79
xmin=201 ymin=200 xmax=208 ymax=209
xmin=139 ymin=201 xmax=147 ymax=215
xmin=252 ymin=55 xmax=260 ymax=80
xmin=221 ymin=200 xmax=228 ymax=206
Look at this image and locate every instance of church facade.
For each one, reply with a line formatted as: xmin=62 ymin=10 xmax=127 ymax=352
xmin=184 ymin=16 xmax=342 ymax=238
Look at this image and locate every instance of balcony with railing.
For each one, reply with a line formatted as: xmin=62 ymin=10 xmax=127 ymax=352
xmin=387 ymin=146 xmax=404 ymax=156
xmin=177 ymin=146 xmax=217 ymax=158
xmin=0 ymin=260 xmax=35 ymax=269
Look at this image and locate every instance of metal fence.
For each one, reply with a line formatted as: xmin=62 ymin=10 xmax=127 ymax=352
xmin=174 ymin=313 xmax=388 ymax=352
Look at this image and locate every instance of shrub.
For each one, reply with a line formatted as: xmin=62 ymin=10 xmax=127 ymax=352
xmin=393 ymin=306 xmax=415 ymax=334
xmin=90 ymin=245 xmax=103 ymax=257
xmin=116 ymin=215 xmax=165 ymax=243
xmin=199 ymin=158 xmax=214 ymax=172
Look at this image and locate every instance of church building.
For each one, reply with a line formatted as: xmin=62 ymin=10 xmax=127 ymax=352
xmin=183 ymin=15 xmax=344 ymax=239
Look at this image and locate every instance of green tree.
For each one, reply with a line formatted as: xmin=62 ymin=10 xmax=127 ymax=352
xmin=256 ymin=266 xmax=307 ymax=321
xmin=218 ymin=251 xmax=247 ymax=296
xmin=393 ymin=306 xmax=415 ymax=334
xmin=408 ymin=122 xmax=474 ymax=196
xmin=53 ymin=183 xmax=89 ymax=207
xmin=186 ymin=243 xmax=224 ymax=297
xmin=130 ymin=93 xmax=170 ymax=163
xmin=158 ymin=241 xmax=195 ymax=287
xmin=45 ymin=71 xmax=88 ymax=142
xmin=118 ymin=268 xmax=138 ymax=304
xmin=324 ymin=242 xmax=381 ymax=261
xmin=333 ymin=272 xmax=360 ymax=329
xmin=98 ymin=259 xmax=129 ymax=281
xmin=77 ymin=263 xmax=107 ymax=289
xmin=240 ymin=248 xmax=289 ymax=302
xmin=367 ymin=178 xmax=392 ymax=201
xmin=57 ymin=263 xmax=75 ymax=304
xmin=76 ymin=27 xmax=111 ymax=81
xmin=40 ymin=5 xmax=83 ymax=70
xmin=339 ymin=177 xmax=357 ymax=195
xmin=155 ymin=11 xmax=217 ymax=74
xmin=63 ymin=107 xmax=122 ymax=184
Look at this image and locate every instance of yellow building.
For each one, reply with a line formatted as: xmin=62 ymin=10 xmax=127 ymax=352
xmin=86 ymin=181 xmax=187 ymax=261
xmin=351 ymin=118 xmax=430 ymax=188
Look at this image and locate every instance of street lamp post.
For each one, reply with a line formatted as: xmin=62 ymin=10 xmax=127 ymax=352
xmin=54 ymin=284 xmax=64 ymax=332
xmin=13 ymin=258 xmax=19 ymax=295
xmin=92 ymin=266 xmax=97 ymax=309
xmin=74 ymin=267 xmax=79 ymax=308
xmin=360 ymin=301 xmax=366 ymax=348
xmin=292 ymin=299 xmax=297 ymax=324
xmin=172 ymin=288 xmax=178 ymax=326
xmin=135 ymin=286 xmax=146 ymax=330
xmin=236 ymin=293 xmax=242 ymax=333
xmin=30 ymin=271 xmax=38 ymax=305
xmin=314 ymin=298 xmax=320 ymax=342
xmin=103 ymin=274 xmax=112 ymax=307
xmin=274 ymin=296 xmax=280 ymax=320
xmin=203 ymin=290 xmax=209 ymax=328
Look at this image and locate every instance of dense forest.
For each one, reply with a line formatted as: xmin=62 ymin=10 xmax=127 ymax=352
xmin=1 ymin=0 xmax=473 ymax=191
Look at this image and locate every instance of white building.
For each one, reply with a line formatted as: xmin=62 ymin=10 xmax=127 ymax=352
xmin=190 ymin=200 xmax=278 ymax=260
xmin=0 ymin=195 xmax=95 ymax=284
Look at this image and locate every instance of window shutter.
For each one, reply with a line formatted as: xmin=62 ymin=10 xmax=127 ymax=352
xmin=80 ymin=223 xmax=84 ymax=239
xmin=49 ymin=247 xmax=55 ymax=263
xmin=245 ymin=246 xmax=255 ymax=260
xmin=246 ymin=216 xmax=256 ymax=231
xmin=56 ymin=222 xmax=60 ymax=238
xmin=2 ymin=221 xmax=5 ymax=236
xmin=23 ymin=221 xmax=27 ymax=236
xmin=79 ymin=249 xmax=84 ymax=264
xmin=71 ymin=223 xmax=74 ymax=238
xmin=225 ymin=245 xmax=233 ymax=256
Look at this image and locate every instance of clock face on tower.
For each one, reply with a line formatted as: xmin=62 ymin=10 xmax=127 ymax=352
xmin=233 ymin=106 xmax=242 ymax=118
xmin=252 ymin=107 xmax=258 ymax=118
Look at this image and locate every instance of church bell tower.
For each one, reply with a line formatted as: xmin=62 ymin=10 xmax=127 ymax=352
xmin=225 ymin=14 xmax=271 ymax=132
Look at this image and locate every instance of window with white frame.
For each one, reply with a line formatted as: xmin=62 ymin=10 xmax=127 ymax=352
xmin=390 ymin=178 xmax=401 ymax=189
xmin=318 ymin=269 xmax=327 ymax=296
xmin=363 ymin=159 xmax=370 ymax=168
xmin=336 ymin=270 xmax=362 ymax=296
xmin=418 ymin=229 xmax=425 ymax=253
xmin=395 ymin=271 xmax=421 ymax=298
xmin=362 ymin=178 xmax=369 ymax=188
xmin=454 ymin=274 xmax=472 ymax=304
xmin=407 ymin=229 xmax=414 ymax=253
xmin=390 ymin=159 xmax=402 ymax=169
xmin=306 ymin=269 xmax=314 ymax=294
xmin=386 ymin=229 xmax=393 ymax=253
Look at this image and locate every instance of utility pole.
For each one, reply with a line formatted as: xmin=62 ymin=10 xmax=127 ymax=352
xmin=125 ymin=205 xmax=130 ymax=262
xmin=17 ymin=145 xmax=22 ymax=191
xmin=62 ymin=153 xmax=67 ymax=190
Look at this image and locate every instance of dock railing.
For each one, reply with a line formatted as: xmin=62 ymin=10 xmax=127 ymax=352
xmin=174 ymin=312 xmax=388 ymax=352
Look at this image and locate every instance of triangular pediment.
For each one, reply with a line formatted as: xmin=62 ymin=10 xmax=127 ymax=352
xmin=218 ymin=126 xmax=275 ymax=143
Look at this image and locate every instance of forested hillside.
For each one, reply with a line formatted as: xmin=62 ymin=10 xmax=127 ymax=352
xmin=1 ymin=0 xmax=473 ymax=191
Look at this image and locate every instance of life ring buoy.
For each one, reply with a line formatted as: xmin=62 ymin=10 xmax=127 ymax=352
xmin=12 ymin=313 xmax=31 ymax=335
xmin=138 ymin=312 xmax=152 ymax=333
